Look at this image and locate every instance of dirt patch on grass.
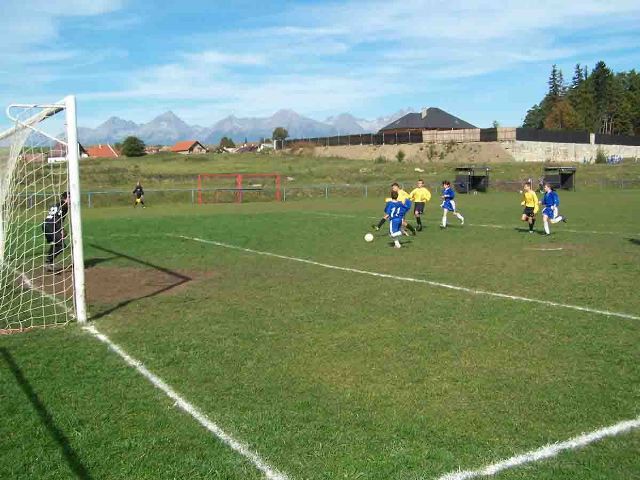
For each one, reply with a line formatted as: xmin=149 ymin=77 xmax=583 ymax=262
xmin=86 ymin=266 xmax=212 ymax=305
xmin=18 ymin=264 xmax=212 ymax=307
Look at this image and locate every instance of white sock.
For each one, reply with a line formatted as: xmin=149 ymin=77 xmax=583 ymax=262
xmin=442 ymin=211 xmax=447 ymax=227
xmin=550 ymin=216 xmax=563 ymax=224
xmin=543 ymin=218 xmax=550 ymax=234
xmin=394 ymin=239 xmax=401 ymax=248
xmin=455 ymin=212 xmax=464 ymax=222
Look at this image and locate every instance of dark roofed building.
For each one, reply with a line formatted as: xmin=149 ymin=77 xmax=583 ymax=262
xmin=379 ymin=107 xmax=476 ymax=133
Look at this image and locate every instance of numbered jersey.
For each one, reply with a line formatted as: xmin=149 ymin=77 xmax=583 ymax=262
xmin=385 ymin=199 xmax=411 ymax=219
xmin=42 ymin=202 xmax=67 ymax=234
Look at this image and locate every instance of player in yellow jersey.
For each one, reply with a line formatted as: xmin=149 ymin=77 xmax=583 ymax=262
xmin=372 ymin=182 xmax=416 ymax=235
xmin=520 ymin=181 xmax=539 ymax=233
xmin=409 ymin=179 xmax=431 ymax=231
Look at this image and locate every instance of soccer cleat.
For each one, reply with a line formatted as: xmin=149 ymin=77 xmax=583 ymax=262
xmin=460 ymin=219 xmax=465 ymax=225
xmin=417 ymin=225 xmax=423 ymax=232
xmin=529 ymin=230 xmax=534 ymax=234
xmin=561 ymin=216 xmax=567 ymax=223
xmin=394 ymin=243 xmax=402 ymax=248
xmin=371 ymin=224 xmax=380 ymax=231
xmin=44 ymin=263 xmax=55 ymax=272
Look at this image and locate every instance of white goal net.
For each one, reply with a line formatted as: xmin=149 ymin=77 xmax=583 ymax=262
xmin=0 ymin=96 xmax=86 ymax=333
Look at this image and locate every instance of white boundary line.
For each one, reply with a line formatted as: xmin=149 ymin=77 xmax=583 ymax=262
xmin=436 ymin=416 xmax=640 ymax=480
xmin=470 ymin=223 xmax=637 ymax=236
xmin=83 ymin=325 xmax=289 ymax=480
xmin=306 ymin=212 xmax=640 ymax=237
xmin=175 ymin=235 xmax=640 ymax=321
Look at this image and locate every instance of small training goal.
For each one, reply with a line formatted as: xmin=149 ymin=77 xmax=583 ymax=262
xmin=0 ymin=96 xmax=86 ymax=333
xmin=197 ymin=173 xmax=282 ymax=204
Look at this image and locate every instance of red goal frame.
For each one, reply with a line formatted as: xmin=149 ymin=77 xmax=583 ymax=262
xmin=197 ymin=173 xmax=282 ymax=204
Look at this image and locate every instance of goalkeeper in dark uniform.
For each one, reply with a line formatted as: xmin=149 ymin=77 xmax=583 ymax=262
xmin=42 ymin=192 xmax=69 ymax=272
xmin=132 ymin=180 xmax=145 ymax=208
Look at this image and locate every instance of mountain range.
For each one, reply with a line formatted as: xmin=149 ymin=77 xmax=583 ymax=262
xmin=77 ymin=108 xmax=414 ymax=146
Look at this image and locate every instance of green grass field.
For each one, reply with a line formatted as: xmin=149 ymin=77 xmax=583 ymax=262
xmin=77 ymin=152 xmax=640 ymax=191
xmin=2 ymin=187 xmax=639 ymax=479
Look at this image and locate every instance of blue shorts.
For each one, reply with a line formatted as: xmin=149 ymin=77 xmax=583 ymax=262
xmin=542 ymin=206 xmax=556 ymax=219
xmin=389 ymin=218 xmax=403 ymax=237
xmin=441 ymin=200 xmax=456 ymax=212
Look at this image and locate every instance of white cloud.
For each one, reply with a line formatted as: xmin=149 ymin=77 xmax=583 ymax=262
xmin=11 ymin=0 xmax=637 ymax=126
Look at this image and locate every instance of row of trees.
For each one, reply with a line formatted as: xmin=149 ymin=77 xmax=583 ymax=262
xmin=523 ymin=61 xmax=640 ymax=135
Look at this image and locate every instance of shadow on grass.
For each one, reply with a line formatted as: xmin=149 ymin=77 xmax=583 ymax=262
xmin=629 ymin=238 xmax=640 ymax=246
xmin=88 ymin=244 xmax=191 ymax=321
xmin=0 ymin=348 xmax=93 ymax=479
xmin=84 ymin=256 xmax=117 ymax=269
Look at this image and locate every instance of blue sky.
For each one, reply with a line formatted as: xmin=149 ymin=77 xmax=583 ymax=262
xmin=1 ymin=0 xmax=639 ymax=129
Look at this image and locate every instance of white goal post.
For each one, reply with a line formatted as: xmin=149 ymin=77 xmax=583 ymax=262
xmin=0 ymin=95 xmax=86 ymax=332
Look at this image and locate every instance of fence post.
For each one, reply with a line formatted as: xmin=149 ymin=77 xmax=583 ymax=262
xmin=364 ymin=185 xmax=368 ymax=198
xmin=88 ymin=192 xmax=92 ymax=209
xmin=191 ymin=189 xmax=195 ymax=204
xmin=283 ymin=187 xmax=287 ymax=201
xmin=325 ymin=186 xmax=328 ymax=199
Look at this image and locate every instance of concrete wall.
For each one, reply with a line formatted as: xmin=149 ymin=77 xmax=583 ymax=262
xmin=501 ymin=141 xmax=640 ymax=163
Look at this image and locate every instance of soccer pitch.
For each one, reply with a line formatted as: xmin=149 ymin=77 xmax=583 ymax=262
xmin=2 ymin=190 xmax=639 ymax=479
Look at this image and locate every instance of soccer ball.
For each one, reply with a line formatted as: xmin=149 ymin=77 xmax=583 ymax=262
xmin=364 ymin=233 xmax=374 ymax=242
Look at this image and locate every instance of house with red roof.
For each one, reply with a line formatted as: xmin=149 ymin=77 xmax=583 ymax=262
xmin=170 ymin=140 xmax=208 ymax=154
xmin=86 ymin=144 xmax=119 ymax=158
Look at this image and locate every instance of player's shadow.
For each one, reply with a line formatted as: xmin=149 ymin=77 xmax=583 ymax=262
xmin=0 ymin=348 xmax=93 ymax=480
xmin=84 ymin=256 xmax=117 ymax=268
xmin=629 ymin=238 xmax=640 ymax=246
xmin=88 ymin=244 xmax=192 ymax=321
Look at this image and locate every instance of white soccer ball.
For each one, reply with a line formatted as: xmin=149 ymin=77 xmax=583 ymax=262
xmin=364 ymin=233 xmax=374 ymax=242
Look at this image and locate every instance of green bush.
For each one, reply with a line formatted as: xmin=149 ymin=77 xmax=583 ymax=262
xmin=595 ymin=147 xmax=607 ymax=164
xmin=396 ymin=150 xmax=406 ymax=163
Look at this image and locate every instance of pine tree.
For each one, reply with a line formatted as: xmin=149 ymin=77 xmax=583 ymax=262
xmin=548 ymin=64 xmax=562 ymax=98
xmin=571 ymin=63 xmax=584 ymax=89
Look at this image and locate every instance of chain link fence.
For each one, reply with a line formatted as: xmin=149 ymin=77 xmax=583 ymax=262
xmin=71 ymin=178 xmax=639 ymax=208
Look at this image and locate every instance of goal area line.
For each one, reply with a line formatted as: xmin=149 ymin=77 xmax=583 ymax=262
xmin=83 ymin=324 xmax=289 ymax=480
xmin=174 ymin=234 xmax=639 ymax=321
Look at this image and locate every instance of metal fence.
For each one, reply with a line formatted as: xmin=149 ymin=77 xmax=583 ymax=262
xmin=75 ymin=178 xmax=640 ymax=207
xmin=595 ymin=133 xmax=640 ymax=146
xmin=282 ymin=127 xmax=640 ymax=148
xmin=13 ymin=178 xmax=640 ymax=211
xmin=282 ymin=131 xmax=425 ymax=148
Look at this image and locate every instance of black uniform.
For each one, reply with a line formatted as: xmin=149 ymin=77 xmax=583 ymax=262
xmin=42 ymin=202 xmax=67 ymax=265
xmin=133 ymin=184 xmax=145 ymax=206
xmin=133 ymin=185 xmax=144 ymax=198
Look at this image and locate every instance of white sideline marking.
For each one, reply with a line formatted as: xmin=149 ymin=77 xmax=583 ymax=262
xmin=436 ymin=416 xmax=640 ymax=480
xmin=526 ymin=247 xmax=564 ymax=252
xmin=308 ymin=212 xmax=639 ymax=237
xmin=175 ymin=235 xmax=640 ymax=321
xmin=83 ymin=325 xmax=289 ymax=480
xmin=469 ymin=223 xmax=637 ymax=237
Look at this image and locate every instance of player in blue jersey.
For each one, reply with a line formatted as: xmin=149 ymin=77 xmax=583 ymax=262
xmin=540 ymin=183 xmax=567 ymax=235
xmin=440 ymin=180 xmax=464 ymax=228
xmin=383 ymin=191 xmax=412 ymax=248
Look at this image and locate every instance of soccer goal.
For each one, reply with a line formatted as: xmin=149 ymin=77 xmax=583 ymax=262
xmin=197 ymin=173 xmax=282 ymax=204
xmin=0 ymin=96 xmax=86 ymax=333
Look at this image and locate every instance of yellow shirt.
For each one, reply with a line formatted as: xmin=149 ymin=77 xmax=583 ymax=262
xmin=410 ymin=187 xmax=431 ymax=203
xmin=521 ymin=190 xmax=539 ymax=212
xmin=397 ymin=189 xmax=410 ymax=202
